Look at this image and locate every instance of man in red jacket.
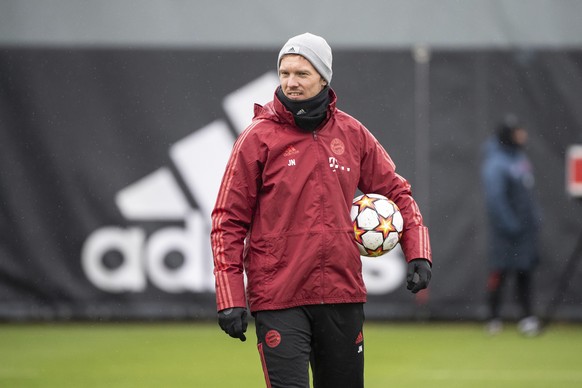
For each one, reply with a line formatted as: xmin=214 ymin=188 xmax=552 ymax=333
xmin=211 ymin=32 xmax=432 ymax=388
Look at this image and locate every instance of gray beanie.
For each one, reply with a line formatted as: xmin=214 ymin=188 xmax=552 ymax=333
xmin=277 ymin=32 xmax=333 ymax=84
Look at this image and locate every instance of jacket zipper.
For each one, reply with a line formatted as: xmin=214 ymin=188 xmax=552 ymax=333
xmin=312 ymin=129 xmax=326 ymax=303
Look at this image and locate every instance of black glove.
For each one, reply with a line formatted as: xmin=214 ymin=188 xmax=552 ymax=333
xmin=218 ymin=307 xmax=248 ymax=342
xmin=406 ymin=258 xmax=432 ymax=294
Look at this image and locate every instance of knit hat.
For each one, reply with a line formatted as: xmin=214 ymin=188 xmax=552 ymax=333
xmin=497 ymin=113 xmax=522 ymax=147
xmin=277 ymin=33 xmax=333 ymax=84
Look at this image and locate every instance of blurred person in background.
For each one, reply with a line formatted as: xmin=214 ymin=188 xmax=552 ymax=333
xmin=211 ymin=32 xmax=432 ymax=387
xmin=481 ymin=114 xmax=542 ymax=337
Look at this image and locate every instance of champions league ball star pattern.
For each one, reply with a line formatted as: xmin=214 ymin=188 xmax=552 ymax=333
xmin=350 ymin=194 xmax=403 ymax=257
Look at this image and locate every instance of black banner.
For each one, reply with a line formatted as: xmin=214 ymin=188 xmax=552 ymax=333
xmin=1 ymin=48 xmax=581 ymax=321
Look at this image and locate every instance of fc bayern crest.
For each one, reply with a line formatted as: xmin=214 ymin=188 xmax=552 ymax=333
xmin=331 ymin=138 xmax=345 ymax=155
xmin=265 ymin=330 xmax=282 ymax=348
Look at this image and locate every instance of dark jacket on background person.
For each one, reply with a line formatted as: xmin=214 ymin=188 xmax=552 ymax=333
xmin=211 ymin=88 xmax=431 ymax=313
xmin=481 ymin=138 xmax=541 ymax=270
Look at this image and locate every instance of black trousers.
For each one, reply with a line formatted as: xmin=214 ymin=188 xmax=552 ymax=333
xmin=487 ymin=269 xmax=534 ymax=319
xmin=254 ymin=303 xmax=365 ymax=388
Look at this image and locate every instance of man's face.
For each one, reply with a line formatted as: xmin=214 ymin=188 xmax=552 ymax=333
xmin=513 ymin=127 xmax=528 ymax=146
xmin=279 ymin=54 xmax=327 ymax=101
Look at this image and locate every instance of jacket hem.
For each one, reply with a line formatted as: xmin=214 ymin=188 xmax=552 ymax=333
xmin=249 ymin=296 xmax=368 ymax=313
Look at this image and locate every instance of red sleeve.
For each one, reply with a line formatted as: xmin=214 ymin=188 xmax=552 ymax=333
xmin=358 ymin=126 xmax=432 ymax=263
xmin=211 ymin=123 xmax=263 ymax=311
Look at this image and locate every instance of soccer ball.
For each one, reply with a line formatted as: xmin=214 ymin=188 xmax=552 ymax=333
xmin=350 ymin=193 xmax=403 ymax=257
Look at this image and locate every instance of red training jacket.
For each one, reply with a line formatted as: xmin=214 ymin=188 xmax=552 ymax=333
xmin=211 ymin=88 xmax=431 ymax=313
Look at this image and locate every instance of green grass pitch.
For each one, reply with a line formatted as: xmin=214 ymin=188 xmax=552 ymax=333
xmin=1 ymin=322 xmax=581 ymax=387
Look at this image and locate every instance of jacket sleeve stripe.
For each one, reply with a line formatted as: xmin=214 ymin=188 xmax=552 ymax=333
xmin=211 ymin=121 xmax=260 ymax=308
xmin=425 ymin=227 xmax=432 ymax=261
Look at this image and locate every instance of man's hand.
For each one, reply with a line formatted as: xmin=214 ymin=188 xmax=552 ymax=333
xmin=406 ymin=258 xmax=432 ymax=294
xmin=218 ymin=307 xmax=248 ymax=342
